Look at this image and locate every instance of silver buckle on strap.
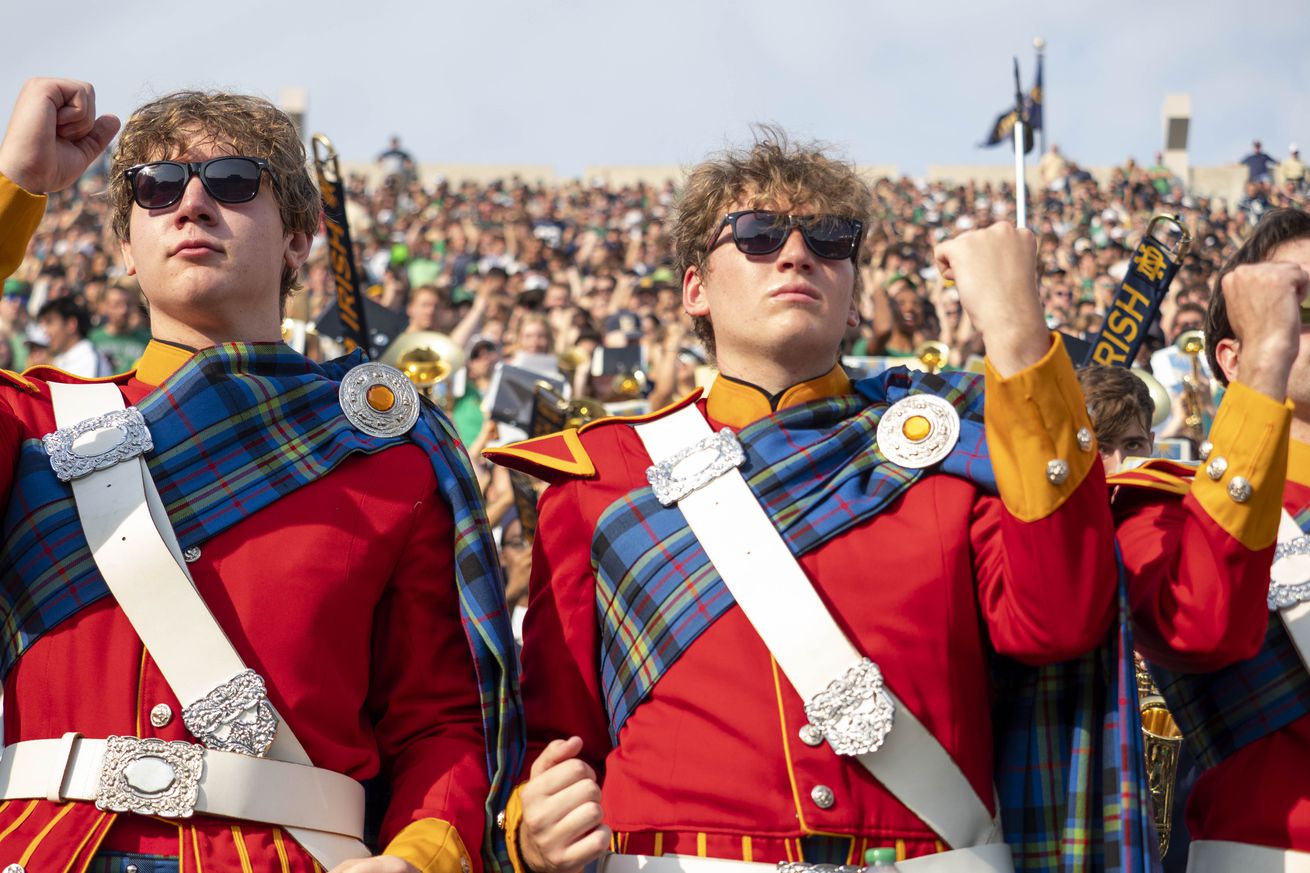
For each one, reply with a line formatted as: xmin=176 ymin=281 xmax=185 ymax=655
xmin=182 ymin=669 xmax=280 ymax=757
xmin=1270 ymin=534 xmax=1310 ymax=609
xmin=646 ymin=428 xmax=745 ymax=506
xmin=42 ymin=407 xmax=153 ymax=482
xmin=804 ymin=658 xmax=896 ymax=756
xmin=95 ymin=735 xmax=204 ymax=817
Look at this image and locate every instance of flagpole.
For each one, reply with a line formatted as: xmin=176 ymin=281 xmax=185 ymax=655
xmin=1034 ymin=37 xmax=1046 ymax=156
xmin=1012 ymin=57 xmax=1027 ymax=229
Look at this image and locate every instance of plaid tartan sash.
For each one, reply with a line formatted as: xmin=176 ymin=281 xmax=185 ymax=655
xmin=1152 ymin=504 xmax=1310 ymax=771
xmin=0 ymin=342 xmax=522 ymax=868
xmin=591 ymin=369 xmax=992 ymax=739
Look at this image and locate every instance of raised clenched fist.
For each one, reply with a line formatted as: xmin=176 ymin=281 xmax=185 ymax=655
xmin=1217 ymin=259 xmax=1308 ymax=400
xmin=933 ymin=223 xmax=1050 ymax=376
xmin=0 ymin=78 xmax=120 ymax=195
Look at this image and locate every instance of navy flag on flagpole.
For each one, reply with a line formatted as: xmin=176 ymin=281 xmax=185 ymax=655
xmin=979 ymin=60 xmax=1035 ymax=154
xmin=1027 ymin=51 xmax=1043 ymax=133
xmin=981 ymin=108 xmax=1023 ymax=150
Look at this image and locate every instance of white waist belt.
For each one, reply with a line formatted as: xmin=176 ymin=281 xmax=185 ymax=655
xmin=599 ymin=844 xmax=1014 ymax=873
xmin=0 ymin=734 xmax=365 ymax=840
xmin=1187 ymin=840 xmax=1310 ymax=872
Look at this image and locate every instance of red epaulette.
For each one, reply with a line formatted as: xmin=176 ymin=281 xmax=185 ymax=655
xmin=484 ymin=390 xmax=704 ymax=483
xmin=20 ymin=364 xmax=129 ymax=386
xmin=0 ymin=368 xmax=40 ymax=394
xmin=1107 ymin=457 xmax=1196 ymax=497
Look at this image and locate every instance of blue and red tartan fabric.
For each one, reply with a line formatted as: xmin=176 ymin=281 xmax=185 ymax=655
xmin=0 ymin=342 xmax=522 ymax=869
xmin=1152 ymin=504 xmax=1310 ymax=771
xmin=993 ymin=553 xmax=1157 ymax=872
xmin=591 ymin=367 xmax=1155 ymax=872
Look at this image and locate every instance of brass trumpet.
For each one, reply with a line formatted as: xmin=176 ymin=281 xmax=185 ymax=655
xmin=1136 ymin=655 xmax=1183 ymax=857
xmin=914 ymin=341 xmax=950 ymax=375
xmin=1176 ymin=329 xmax=1209 ymax=442
xmin=611 ymin=369 xmax=648 ymax=400
xmin=557 ymin=346 xmax=591 ymax=375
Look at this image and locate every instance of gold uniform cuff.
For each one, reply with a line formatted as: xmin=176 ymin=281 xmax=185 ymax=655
xmin=1190 ymin=380 xmax=1292 ymax=550
xmin=0 ymin=171 xmax=47 ymax=280
xmin=503 ymin=784 xmax=530 ymax=873
xmin=984 ymin=332 xmax=1097 ymax=522
xmin=384 ymin=817 xmax=474 ymax=873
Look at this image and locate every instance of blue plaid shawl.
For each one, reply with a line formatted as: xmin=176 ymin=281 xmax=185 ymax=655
xmin=1151 ymin=504 xmax=1310 ymax=771
xmin=0 ymin=342 xmax=522 ymax=869
xmin=590 ymin=368 xmax=1154 ymax=872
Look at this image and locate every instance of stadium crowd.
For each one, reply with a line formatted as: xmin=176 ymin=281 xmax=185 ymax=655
xmin=5 ymin=142 xmax=1308 ymax=611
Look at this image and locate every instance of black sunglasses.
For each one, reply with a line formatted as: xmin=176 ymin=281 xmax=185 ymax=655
xmin=124 ymin=157 xmax=271 ymax=210
xmin=709 ymin=210 xmax=864 ymax=261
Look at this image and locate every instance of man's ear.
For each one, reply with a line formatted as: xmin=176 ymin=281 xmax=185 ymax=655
xmin=683 ymin=264 xmax=710 ymax=318
xmin=120 ymin=238 xmax=136 ymax=276
xmin=1214 ymin=336 xmax=1241 ymax=385
xmin=284 ymin=229 xmax=312 ymax=273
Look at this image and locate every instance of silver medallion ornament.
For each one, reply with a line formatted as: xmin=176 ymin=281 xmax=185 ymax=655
xmin=181 ymin=669 xmax=279 ymax=757
xmin=803 ymin=657 xmax=895 ymax=757
xmin=339 ymin=362 xmax=420 ymax=438
xmin=876 ymin=394 xmax=960 ymax=470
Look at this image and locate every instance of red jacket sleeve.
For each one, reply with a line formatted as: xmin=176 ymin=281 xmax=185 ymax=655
xmin=518 ymin=478 xmax=614 ymax=779
xmin=367 ymin=483 xmax=489 ymax=871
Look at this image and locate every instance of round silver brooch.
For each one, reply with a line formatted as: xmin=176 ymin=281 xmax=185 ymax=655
xmin=876 ymin=394 xmax=961 ymax=470
xmin=339 ymin=362 xmax=421 ymax=438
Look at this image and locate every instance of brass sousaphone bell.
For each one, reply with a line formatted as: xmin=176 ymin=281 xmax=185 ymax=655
xmin=1129 ymin=368 xmax=1174 ymax=429
xmin=381 ymin=332 xmax=466 ymax=402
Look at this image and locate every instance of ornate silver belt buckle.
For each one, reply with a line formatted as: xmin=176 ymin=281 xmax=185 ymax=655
xmin=804 ymin=658 xmax=896 ymax=756
xmin=646 ymin=428 xmax=745 ymax=506
xmin=95 ymin=735 xmax=204 ymax=817
xmin=42 ymin=408 xmax=153 ymax=482
xmin=1270 ymin=534 xmax=1310 ymax=610
xmin=777 ymin=863 xmax=866 ymax=873
xmin=181 ymin=669 xmax=280 ymax=757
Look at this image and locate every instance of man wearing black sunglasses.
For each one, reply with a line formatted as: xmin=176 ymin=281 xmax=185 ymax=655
xmin=0 ymin=78 xmax=518 ymax=873
xmin=489 ymin=132 xmax=1134 ymax=873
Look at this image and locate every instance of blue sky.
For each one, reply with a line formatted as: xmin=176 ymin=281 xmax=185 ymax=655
xmin=4 ymin=0 xmax=1307 ymax=178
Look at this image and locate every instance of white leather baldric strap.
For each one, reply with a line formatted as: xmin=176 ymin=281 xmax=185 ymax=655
xmin=600 ymin=844 xmax=1015 ymax=873
xmin=43 ymin=382 xmax=370 ymax=867
xmin=633 ymin=405 xmax=999 ymax=850
xmin=0 ymin=735 xmax=364 ymax=837
xmin=1187 ymin=840 xmax=1310 ymax=873
xmin=1271 ymin=509 xmax=1310 ymax=669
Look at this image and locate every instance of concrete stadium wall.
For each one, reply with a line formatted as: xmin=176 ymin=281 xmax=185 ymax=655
xmin=337 ymin=158 xmax=1263 ymax=206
